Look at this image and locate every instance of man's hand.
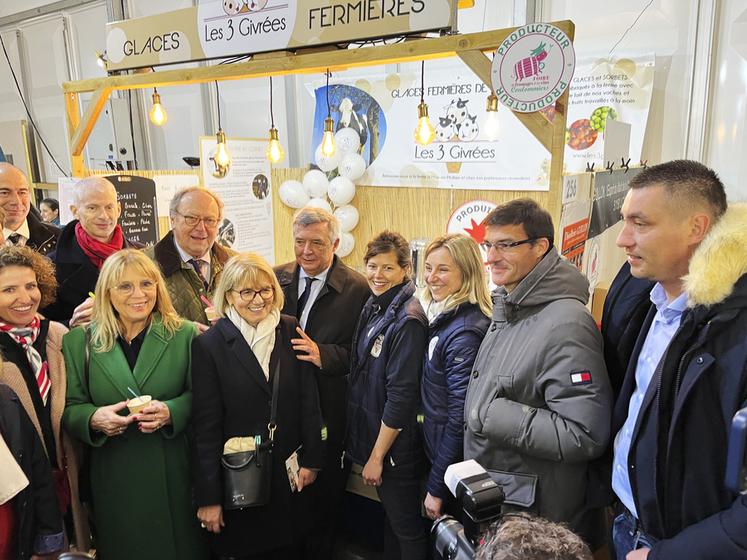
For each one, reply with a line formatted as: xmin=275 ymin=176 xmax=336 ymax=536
xmin=627 ymin=548 xmax=650 ymax=560
xmin=292 ymin=327 xmax=321 ymax=368
xmin=194 ymin=321 xmax=210 ymax=333
xmin=69 ymin=297 xmax=94 ymax=328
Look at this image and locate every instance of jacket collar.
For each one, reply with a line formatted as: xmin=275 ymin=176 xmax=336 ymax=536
xmin=215 ymin=317 xmax=277 ymax=397
xmin=90 ymin=316 xmax=171 ymax=399
xmin=683 ymin=203 xmax=747 ymax=308
xmin=153 ymin=231 xmax=231 ymax=278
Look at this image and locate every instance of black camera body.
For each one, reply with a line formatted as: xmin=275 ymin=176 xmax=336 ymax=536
xmin=432 ymin=460 xmax=505 ymax=560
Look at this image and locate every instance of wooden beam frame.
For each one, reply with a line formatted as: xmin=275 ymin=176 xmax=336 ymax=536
xmin=63 ymin=21 xmax=573 ymax=222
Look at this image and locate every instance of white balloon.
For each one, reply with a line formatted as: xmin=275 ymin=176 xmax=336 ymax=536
xmin=328 ymin=176 xmax=356 ymax=206
xmin=303 ymin=169 xmax=329 ymax=198
xmin=315 ymin=145 xmax=340 ymax=172
xmin=336 ymin=232 xmax=355 ymax=257
xmin=338 ymin=153 xmax=367 ymax=181
xmin=278 ymin=180 xmax=309 ymax=209
xmin=334 ymin=204 xmax=359 ymax=232
xmin=334 ymin=127 xmax=361 ymax=155
xmin=305 ymin=197 xmax=332 ymax=214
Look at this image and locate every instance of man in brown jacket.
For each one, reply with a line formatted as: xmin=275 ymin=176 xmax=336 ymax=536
xmin=145 ymin=187 xmax=235 ymax=326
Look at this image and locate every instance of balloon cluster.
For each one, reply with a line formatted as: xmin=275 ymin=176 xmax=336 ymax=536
xmin=278 ymin=128 xmax=366 ymax=258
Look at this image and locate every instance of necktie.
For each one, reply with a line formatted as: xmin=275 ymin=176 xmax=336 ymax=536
xmin=188 ymin=259 xmax=209 ymax=290
xmin=7 ymin=233 xmax=21 ymax=246
xmin=297 ymin=277 xmax=317 ymax=319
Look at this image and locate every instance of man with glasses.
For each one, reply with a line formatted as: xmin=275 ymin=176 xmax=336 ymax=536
xmin=274 ymin=207 xmax=369 ymax=559
xmin=0 ymin=163 xmax=59 ymax=255
xmin=145 ymin=186 xmax=235 ymax=326
xmin=43 ymin=176 xmax=142 ymax=326
xmin=464 ymin=198 xmax=611 ymax=546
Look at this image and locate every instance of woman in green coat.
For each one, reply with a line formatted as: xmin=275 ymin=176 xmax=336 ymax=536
xmin=62 ymin=249 xmax=207 ymax=560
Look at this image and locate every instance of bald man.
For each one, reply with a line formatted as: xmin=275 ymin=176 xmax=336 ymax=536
xmin=0 ymin=163 xmax=59 ymax=254
xmin=42 ymin=177 xmax=142 ymax=326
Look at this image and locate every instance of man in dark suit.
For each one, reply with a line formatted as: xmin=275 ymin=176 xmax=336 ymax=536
xmin=274 ymin=207 xmax=369 ymax=559
xmin=0 ymin=163 xmax=59 ymax=255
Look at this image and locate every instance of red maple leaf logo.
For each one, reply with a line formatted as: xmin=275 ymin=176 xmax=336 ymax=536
xmin=464 ymin=218 xmax=486 ymax=244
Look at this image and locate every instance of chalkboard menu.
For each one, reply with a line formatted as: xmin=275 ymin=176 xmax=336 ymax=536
xmin=105 ymin=175 xmax=158 ymax=245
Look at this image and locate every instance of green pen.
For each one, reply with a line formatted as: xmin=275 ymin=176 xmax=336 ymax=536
xmin=88 ymin=291 xmax=96 ymax=300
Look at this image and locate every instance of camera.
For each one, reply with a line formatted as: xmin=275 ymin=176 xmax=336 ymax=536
xmin=431 ymin=460 xmax=505 ymax=560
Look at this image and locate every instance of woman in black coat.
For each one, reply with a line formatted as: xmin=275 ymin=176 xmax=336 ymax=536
xmin=191 ymin=252 xmax=324 ymax=560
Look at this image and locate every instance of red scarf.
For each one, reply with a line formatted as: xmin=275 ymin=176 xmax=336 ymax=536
xmin=75 ymin=221 xmax=124 ymax=269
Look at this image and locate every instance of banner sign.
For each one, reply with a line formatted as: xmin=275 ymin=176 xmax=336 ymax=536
xmin=491 ymin=22 xmax=575 ymax=113
xmin=588 ymin=167 xmax=642 ymax=239
xmin=306 ymin=64 xmax=550 ymax=190
xmin=105 ymin=0 xmax=455 ymax=70
xmin=562 ymin=55 xmax=654 ymax=173
xmin=199 ymin=136 xmax=275 ymax=263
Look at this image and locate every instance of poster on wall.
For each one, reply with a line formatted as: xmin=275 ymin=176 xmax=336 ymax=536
xmin=199 ymin=136 xmax=275 ymax=263
xmin=560 ymin=55 xmax=654 ymax=173
xmin=152 ymin=174 xmax=200 ymax=218
xmin=306 ymin=65 xmax=550 ymax=190
xmin=559 ymin=173 xmax=593 ymax=271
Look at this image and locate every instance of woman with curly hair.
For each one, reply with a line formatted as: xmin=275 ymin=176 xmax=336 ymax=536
xmin=62 ymin=249 xmax=207 ymax=560
xmin=0 ymin=245 xmax=89 ymax=552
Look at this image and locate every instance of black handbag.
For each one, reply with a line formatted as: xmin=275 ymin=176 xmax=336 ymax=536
xmin=221 ymin=360 xmax=280 ymax=509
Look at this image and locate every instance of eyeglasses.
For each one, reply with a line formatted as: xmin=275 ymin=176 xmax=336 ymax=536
xmin=112 ymin=279 xmax=157 ymax=295
xmin=232 ymin=287 xmax=274 ymax=302
xmin=481 ymin=238 xmax=538 ymax=253
xmin=175 ymin=211 xmax=219 ymax=228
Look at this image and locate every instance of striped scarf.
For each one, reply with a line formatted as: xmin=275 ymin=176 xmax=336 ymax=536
xmin=0 ymin=317 xmax=50 ymax=405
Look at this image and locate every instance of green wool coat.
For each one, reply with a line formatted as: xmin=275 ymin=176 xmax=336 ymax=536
xmin=62 ymin=318 xmax=208 ymax=560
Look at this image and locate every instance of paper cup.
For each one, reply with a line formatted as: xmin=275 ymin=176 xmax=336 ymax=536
xmin=127 ymin=395 xmax=152 ymax=414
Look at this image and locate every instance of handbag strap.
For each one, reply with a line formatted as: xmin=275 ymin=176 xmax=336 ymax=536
xmin=267 ymin=359 xmax=281 ymax=443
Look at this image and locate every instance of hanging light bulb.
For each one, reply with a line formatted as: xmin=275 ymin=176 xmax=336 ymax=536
xmin=149 ymin=88 xmax=168 ymax=126
xmin=211 ymin=81 xmax=231 ymax=177
xmin=265 ymin=77 xmax=285 ymax=164
xmin=321 ymin=116 xmax=336 ymax=157
xmin=266 ymin=126 xmax=285 ymax=164
xmin=484 ymin=92 xmax=500 ymax=141
xmin=413 ymin=62 xmax=436 ymax=146
xmin=213 ymin=129 xmax=231 ymax=176
xmin=319 ymin=69 xmax=337 ymax=157
xmin=414 ymin=101 xmax=436 ymax=146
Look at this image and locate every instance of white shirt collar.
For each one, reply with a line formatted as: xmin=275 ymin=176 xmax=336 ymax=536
xmin=173 ymin=237 xmax=212 ymax=266
xmin=299 ymin=263 xmax=331 ymax=285
xmin=4 ymin=219 xmax=30 ymax=244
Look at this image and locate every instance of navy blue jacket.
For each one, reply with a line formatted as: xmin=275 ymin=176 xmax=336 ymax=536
xmin=623 ymin=273 xmax=747 ymax=559
xmin=346 ymin=281 xmax=427 ymax=474
xmin=421 ymin=303 xmax=488 ymax=499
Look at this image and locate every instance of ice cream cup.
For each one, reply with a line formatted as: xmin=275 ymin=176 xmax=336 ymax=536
xmin=127 ymin=395 xmax=152 ymax=414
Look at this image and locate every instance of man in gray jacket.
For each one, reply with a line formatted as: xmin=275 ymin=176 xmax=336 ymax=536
xmin=464 ymin=199 xmax=611 ymax=543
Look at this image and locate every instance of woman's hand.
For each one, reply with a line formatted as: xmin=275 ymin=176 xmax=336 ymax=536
xmin=89 ymin=401 xmax=133 ymax=436
xmin=362 ymin=456 xmax=384 ymax=487
xmin=197 ymin=504 xmax=224 ymax=534
xmin=296 ymin=468 xmax=317 ymax=491
xmin=134 ymin=400 xmax=171 ymax=434
xmin=424 ymin=492 xmax=444 ymax=520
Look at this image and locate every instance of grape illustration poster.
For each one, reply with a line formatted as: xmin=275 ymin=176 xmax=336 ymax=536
xmin=558 ymin=55 xmax=654 ymax=173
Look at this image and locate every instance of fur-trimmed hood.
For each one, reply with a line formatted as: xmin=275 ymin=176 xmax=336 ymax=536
xmin=684 ymin=203 xmax=747 ymax=307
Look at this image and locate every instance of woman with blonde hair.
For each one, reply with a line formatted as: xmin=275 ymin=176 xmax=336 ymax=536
xmin=191 ymin=252 xmax=324 ymax=559
xmin=62 ymin=249 xmax=207 ymax=560
xmin=421 ymin=234 xmax=491 ymax=520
